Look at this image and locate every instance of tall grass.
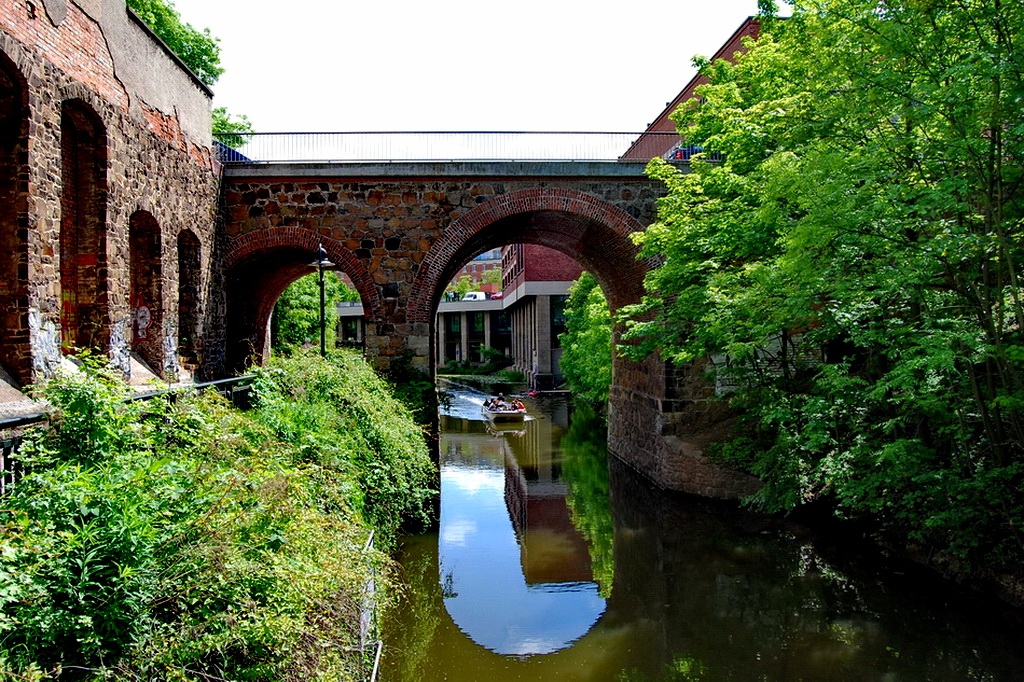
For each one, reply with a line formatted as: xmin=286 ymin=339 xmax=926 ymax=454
xmin=0 ymin=350 xmax=434 ymax=680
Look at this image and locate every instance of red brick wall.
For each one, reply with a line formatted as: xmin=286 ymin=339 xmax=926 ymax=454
xmin=523 ymin=244 xmax=582 ymax=282
xmin=0 ymin=0 xmax=129 ymax=110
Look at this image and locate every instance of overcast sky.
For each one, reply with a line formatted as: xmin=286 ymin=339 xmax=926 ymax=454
xmin=169 ymin=0 xmax=770 ymax=133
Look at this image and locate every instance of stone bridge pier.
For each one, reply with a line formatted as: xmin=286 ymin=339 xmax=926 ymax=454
xmin=221 ymin=162 xmax=759 ymax=498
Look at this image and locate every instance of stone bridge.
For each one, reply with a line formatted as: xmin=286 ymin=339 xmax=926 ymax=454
xmin=221 ymin=160 xmax=758 ymax=498
xmin=0 ymin=0 xmax=756 ymax=499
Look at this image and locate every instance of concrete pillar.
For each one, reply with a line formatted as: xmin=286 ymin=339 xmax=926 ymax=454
xmin=484 ymin=310 xmax=492 ymax=353
xmin=459 ymin=311 xmax=468 ymax=363
xmin=435 ymin=313 xmax=443 ymax=365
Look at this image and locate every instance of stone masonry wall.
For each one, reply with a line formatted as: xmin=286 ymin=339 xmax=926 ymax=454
xmin=222 ymin=178 xmax=661 ymax=370
xmin=1 ymin=0 xmax=222 ymax=385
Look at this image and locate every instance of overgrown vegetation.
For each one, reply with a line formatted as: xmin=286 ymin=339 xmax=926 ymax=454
xmin=560 ymin=273 xmax=613 ymax=406
xmin=0 ymin=351 xmax=434 ymax=679
xmin=623 ymin=0 xmax=1024 ymax=571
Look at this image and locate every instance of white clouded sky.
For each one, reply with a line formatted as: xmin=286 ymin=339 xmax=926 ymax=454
xmin=169 ymin=0 xmax=770 ymax=132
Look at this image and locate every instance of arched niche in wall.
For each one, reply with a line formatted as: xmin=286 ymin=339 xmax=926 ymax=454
xmin=176 ymin=228 xmax=202 ymax=365
xmin=60 ymin=99 xmax=109 ymax=353
xmin=0 ymin=52 xmax=30 ymax=385
xmin=129 ymin=211 xmax=164 ymax=376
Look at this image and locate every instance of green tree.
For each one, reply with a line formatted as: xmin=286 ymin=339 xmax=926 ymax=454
xmin=212 ymin=106 xmax=254 ymax=146
xmin=271 ymin=272 xmax=346 ymax=352
xmin=560 ymin=272 xmax=613 ymax=405
xmin=444 ymin=274 xmax=476 ymax=299
xmin=126 ymin=0 xmax=223 ymax=85
xmin=480 ymin=267 xmax=501 ymax=287
xmin=128 ymin=0 xmax=254 ymax=138
xmin=625 ymin=0 xmax=1024 ymax=567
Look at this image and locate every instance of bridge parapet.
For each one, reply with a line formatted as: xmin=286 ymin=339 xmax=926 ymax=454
xmin=214 ymin=131 xmax=682 ymax=164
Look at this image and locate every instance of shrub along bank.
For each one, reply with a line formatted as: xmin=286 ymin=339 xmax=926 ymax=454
xmin=0 ymin=350 xmax=435 ymax=680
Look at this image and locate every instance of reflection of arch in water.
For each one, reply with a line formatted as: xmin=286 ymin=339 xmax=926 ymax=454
xmin=437 ymin=414 xmax=606 ymax=656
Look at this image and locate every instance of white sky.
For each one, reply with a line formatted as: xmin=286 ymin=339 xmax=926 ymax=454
xmin=169 ymin=0 xmax=769 ymax=133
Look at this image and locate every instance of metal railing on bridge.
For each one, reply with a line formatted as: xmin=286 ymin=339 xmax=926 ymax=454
xmin=213 ymin=131 xmax=691 ymax=164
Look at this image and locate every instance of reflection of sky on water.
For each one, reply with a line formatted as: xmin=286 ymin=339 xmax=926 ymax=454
xmin=440 ymin=462 xmax=606 ymax=656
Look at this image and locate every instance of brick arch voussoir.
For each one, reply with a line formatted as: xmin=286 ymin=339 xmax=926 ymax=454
xmin=225 ymin=227 xmax=382 ymax=321
xmin=408 ymin=188 xmax=646 ymax=323
xmin=59 ymin=85 xmax=110 ymax=138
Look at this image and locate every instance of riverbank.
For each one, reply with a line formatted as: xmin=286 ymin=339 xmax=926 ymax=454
xmin=0 ymin=350 xmax=434 ymax=679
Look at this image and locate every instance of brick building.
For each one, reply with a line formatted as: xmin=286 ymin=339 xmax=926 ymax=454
xmin=501 ymin=244 xmax=582 ymax=389
xmin=0 ymin=0 xmax=221 ymax=402
xmin=620 ymin=17 xmax=761 ymax=161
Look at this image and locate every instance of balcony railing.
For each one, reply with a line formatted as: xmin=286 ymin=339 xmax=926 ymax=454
xmin=214 ymin=131 xmax=688 ymax=164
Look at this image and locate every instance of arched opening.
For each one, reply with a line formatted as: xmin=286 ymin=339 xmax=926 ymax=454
xmin=407 ymin=189 xmax=693 ymax=488
xmin=0 ymin=53 xmax=30 ymax=386
xmin=129 ymin=211 xmax=163 ymax=377
xmin=436 ymin=248 xmax=509 ymax=370
xmin=223 ymin=229 xmax=379 ymax=372
xmin=177 ymin=229 xmax=202 ymax=372
xmin=410 ymin=202 xmax=651 ymax=398
xmin=60 ymin=100 xmax=108 ymax=353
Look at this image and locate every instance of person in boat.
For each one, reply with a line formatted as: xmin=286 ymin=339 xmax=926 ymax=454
xmin=510 ymin=398 xmax=524 ymax=411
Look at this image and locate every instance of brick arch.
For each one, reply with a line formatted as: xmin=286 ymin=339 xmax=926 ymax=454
xmin=408 ymin=188 xmax=651 ymax=323
xmin=223 ymin=227 xmax=381 ymax=371
xmin=224 ymin=227 xmax=380 ymax=317
xmin=128 ymin=210 xmax=164 ymax=376
xmin=60 ymin=97 xmax=109 ymax=353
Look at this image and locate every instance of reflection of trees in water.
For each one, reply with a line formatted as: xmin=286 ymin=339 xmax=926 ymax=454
xmin=608 ymin=454 xmax=1024 ymax=681
xmin=560 ymin=401 xmax=615 ymax=598
xmin=380 ymin=537 xmax=442 ymax=681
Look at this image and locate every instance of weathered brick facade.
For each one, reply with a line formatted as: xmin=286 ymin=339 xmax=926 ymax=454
xmin=0 ymin=0 xmax=221 ymax=385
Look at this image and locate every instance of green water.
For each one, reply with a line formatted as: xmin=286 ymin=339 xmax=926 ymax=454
xmin=381 ymin=390 xmax=1024 ymax=681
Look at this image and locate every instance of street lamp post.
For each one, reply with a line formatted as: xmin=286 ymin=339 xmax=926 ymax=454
xmin=310 ymin=243 xmax=335 ymax=358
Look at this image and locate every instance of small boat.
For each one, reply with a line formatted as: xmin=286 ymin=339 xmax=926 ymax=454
xmin=481 ymin=402 xmax=527 ymax=423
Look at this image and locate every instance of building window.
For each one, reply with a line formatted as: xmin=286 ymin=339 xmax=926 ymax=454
xmin=551 ymin=295 xmax=568 ymax=349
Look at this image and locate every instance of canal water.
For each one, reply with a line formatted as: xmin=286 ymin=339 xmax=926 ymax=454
xmin=381 ymin=387 xmax=1024 ymax=681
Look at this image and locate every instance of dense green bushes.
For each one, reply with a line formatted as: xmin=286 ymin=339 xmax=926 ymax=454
xmin=559 ymin=273 xmax=613 ymax=406
xmin=624 ymin=0 xmax=1024 ymax=572
xmin=0 ymin=350 xmax=434 ymax=679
